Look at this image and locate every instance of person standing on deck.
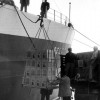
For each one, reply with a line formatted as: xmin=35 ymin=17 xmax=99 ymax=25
xmin=35 ymin=0 xmax=50 ymax=27
xmin=20 ymin=0 xmax=30 ymax=12
xmin=41 ymin=0 xmax=50 ymax=18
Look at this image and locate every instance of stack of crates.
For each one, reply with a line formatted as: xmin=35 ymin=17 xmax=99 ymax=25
xmin=22 ymin=49 xmax=57 ymax=88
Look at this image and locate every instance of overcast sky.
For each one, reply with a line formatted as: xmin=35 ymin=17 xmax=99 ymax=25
xmin=14 ymin=0 xmax=100 ymax=53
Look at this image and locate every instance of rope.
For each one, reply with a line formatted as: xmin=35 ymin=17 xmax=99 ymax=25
xmin=74 ymin=28 xmax=100 ymax=47
xmin=74 ymin=39 xmax=93 ymax=48
xmin=13 ymin=5 xmax=36 ymax=49
xmin=35 ymin=27 xmax=41 ymax=38
xmin=21 ymin=11 xmax=36 ymax=23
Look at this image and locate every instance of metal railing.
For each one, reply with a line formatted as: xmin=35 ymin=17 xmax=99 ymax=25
xmin=47 ymin=8 xmax=69 ymax=26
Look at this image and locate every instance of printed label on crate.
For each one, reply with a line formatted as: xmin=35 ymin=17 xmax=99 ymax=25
xmin=36 ymin=80 xmax=41 ymax=87
xmin=24 ymin=68 xmax=31 ymax=77
xmin=37 ymin=51 xmax=41 ymax=59
xmin=42 ymin=61 xmax=48 ymax=68
xmin=32 ymin=51 xmax=36 ymax=59
xmin=30 ymin=79 xmax=36 ymax=87
xmin=42 ymin=50 xmax=47 ymax=60
xmin=36 ymin=61 xmax=41 ymax=68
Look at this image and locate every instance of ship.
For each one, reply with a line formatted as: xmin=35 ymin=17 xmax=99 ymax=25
xmin=0 ymin=2 xmax=75 ymax=100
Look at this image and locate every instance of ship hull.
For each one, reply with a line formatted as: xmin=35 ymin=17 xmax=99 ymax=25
xmin=0 ymin=4 xmax=74 ymax=100
xmin=0 ymin=33 xmax=70 ymax=100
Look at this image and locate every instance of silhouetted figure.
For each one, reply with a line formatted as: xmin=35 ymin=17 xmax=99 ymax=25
xmin=40 ymin=88 xmax=53 ymax=100
xmin=65 ymin=48 xmax=78 ymax=79
xmin=41 ymin=0 xmax=50 ymax=18
xmin=89 ymin=46 xmax=99 ymax=81
xmin=20 ymin=0 xmax=29 ymax=12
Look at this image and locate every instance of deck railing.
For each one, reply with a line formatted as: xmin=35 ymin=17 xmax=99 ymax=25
xmin=47 ymin=8 xmax=69 ymax=26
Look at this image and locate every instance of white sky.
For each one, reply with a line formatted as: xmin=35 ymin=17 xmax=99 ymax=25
xmin=14 ymin=0 xmax=100 ymax=53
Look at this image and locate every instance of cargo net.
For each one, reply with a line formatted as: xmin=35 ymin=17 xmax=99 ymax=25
xmin=22 ymin=49 xmax=60 ymax=89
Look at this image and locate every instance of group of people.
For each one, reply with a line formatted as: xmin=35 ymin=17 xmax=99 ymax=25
xmin=0 ymin=0 xmax=50 ymax=15
xmin=20 ymin=0 xmax=50 ymax=27
xmin=40 ymin=74 xmax=72 ymax=100
xmin=0 ymin=0 xmax=50 ymax=27
xmin=20 ymin=0 xmax=50 ymax=17
xmin=40 ymin=46 xmax=100 ymax=100
xmin=40 ymin=47 xmax=77 ymax=100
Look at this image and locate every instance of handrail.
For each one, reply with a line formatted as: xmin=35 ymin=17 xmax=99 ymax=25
xmin=47 ymin=8 xmax=69 ymax=26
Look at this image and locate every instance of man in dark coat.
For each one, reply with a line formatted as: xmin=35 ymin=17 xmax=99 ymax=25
xmin=40 ymin=0 xmax=50 ymax=18
xmin=20 ymin=0 xmax=29 ymax=12
xmin=65 ymin=48 xmax=78 ymax=79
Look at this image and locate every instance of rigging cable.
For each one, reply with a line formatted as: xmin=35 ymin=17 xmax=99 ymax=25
xmin=21 ymin=9 xmax=52 ymax=41
xmin=21 ymin=11 xmax=36 ymax=23
xmin=74 ymin=39 xmax=93 ymax=48
xmin=64 ymin=27 xmax=71 ymax=42
xmin=13 ymin=4 xmax=36 ymax=49
xmin=74 ymin=28 xmax=100 ymax=47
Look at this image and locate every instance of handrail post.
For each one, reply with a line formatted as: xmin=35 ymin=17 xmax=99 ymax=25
xmin=54 ymin=10 xmax=55 ymax=21
xmin=60 ymin=13 xmax=62 ymax=24
xmin=65 ymin=16 xmax=67 ymax=26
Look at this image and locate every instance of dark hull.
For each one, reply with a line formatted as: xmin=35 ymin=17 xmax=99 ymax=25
xmin=0 ymin=33 xmax=70 ymax=100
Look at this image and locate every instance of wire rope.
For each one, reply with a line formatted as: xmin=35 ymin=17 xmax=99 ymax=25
xmin=74 ymin=28 xmax=100 ymax=47
xmin=74 ymin=39 xmax=93 ymax=48
xmin=21 ymin=11 xmax=36 ymax=23
xmin=13 ymin=5 xmax=36 ymax=49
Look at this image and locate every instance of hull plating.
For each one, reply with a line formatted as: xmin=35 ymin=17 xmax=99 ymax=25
xmin=0 ymin=33 xmax=70 ymax=100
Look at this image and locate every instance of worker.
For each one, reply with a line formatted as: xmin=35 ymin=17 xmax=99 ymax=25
xmin=41 ymin=0 xmax=50 ymax=18
xmin=20 ymin=0 xmax=30 ymax=12
xmin=65 ymin=48 xmax=78 ymax=79
xmin=51 ymin=75 xmax=72 ymax=100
